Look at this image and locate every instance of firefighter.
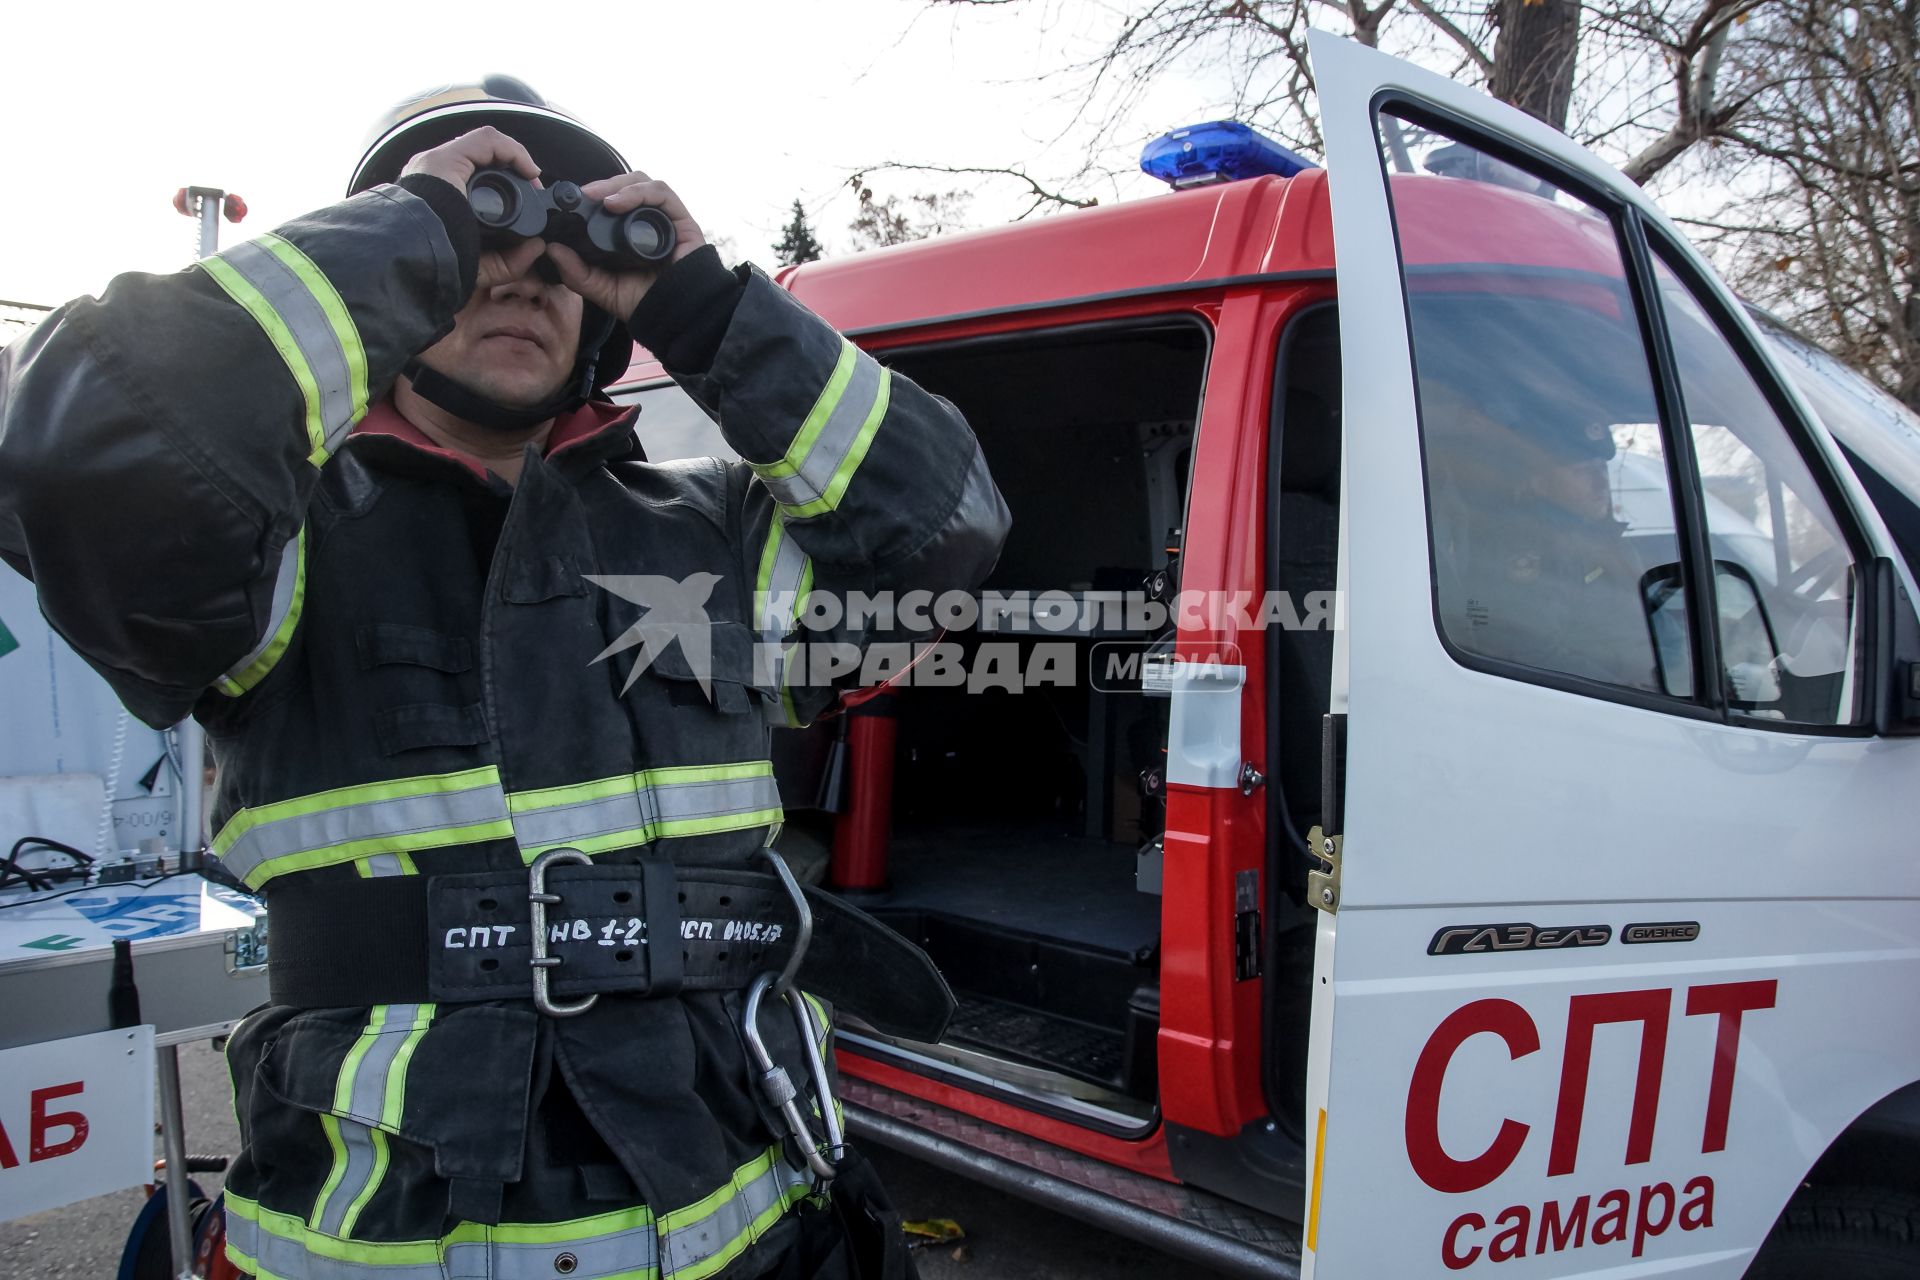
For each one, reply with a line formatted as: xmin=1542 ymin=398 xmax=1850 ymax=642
xmin=0 ymin=78 xmax=1007 ymax=1278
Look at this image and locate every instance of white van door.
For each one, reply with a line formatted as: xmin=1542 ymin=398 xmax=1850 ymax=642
xmin=1301 ymin=31 xmax=1920 ymax=1280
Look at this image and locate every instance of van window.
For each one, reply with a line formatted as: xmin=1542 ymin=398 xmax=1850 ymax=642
xmin=1378 ymin=113 xmax=1692 ymax=698
xmin=1651 ymin=255 xmax=1861 ymax=724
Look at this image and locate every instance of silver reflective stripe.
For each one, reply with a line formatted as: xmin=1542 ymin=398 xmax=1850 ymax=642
xmin=360 ymin=853 xmax=409 ymax=877
xmin=312 ymin=1118 xmax=381 ymax=1237
xmin=341 ymin=1004 xmax=431 ymax=1126
xmin=660 ymin=1157 xmax=811 ymax=1276
xmin=655 ymin=772 xmax=781 ymax=824
xmin=754 ymin=518 xmax=813 ymax=729
xmin=757 ymin=348 xmax=888 ymax=514
xmin=227 ymin=1144 xmax=808 ymax=1279
xmin=757 ymin=519 xmax=811 ymax=639
xmin=218 ymin=239 xmax=360 ymax=454
xmin=225 ymin=1211 xmax=443 ymax=1280
xmin=509 ymin=769 xmax=782 ymax=855
xmin=215 ymin=779 xmax=511 ymax=888
xmin=444 ymin=1222 xmax=659 ymax=1280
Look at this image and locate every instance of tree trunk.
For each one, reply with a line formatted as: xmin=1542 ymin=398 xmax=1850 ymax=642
xmin=1489 ymin=0 xmax=1582 ymax=131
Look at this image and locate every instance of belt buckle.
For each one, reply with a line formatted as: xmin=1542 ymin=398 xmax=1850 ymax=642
xmin=528 ymin=848 xmax=598 ymax=1018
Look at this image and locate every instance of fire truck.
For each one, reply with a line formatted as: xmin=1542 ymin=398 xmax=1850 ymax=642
xmin=609 ymin=35 xmax=1920 ymax=1278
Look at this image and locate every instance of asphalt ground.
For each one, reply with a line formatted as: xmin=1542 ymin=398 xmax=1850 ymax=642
xmin=0 ymin=1040 xmax=1221 ymax=1279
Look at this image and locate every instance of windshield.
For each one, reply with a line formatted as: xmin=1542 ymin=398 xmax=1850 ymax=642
xmin=1750 ymin=310 xmax=1920 ymax=510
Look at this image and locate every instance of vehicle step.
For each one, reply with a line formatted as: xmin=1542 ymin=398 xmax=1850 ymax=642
xmin=840 ymin=1074 xmax=1303 ymax=1279
xmin=945 ymin=993 xmax=1126 ymax=1087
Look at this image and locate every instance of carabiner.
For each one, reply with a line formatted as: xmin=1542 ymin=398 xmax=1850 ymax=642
xmin=739 ymin=845 xmax=843 ymax=1184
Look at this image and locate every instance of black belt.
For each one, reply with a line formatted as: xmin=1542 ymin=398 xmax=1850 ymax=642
xmin=264 ymin=857 xmax=954 ymax=1044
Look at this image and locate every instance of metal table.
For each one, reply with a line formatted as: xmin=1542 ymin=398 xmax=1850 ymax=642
xmin=0 ymin=875 xmax=267 ymax=1278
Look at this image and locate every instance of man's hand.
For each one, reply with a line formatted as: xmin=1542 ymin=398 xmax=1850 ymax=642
xmin=545 ymin=173 xmax=708 ymax=318
xmin=400 ymin=126 xmax=541 ymax=196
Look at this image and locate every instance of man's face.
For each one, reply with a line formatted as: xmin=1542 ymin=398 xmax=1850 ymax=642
xmin=415 ymin=254 xmax=585 ymax=408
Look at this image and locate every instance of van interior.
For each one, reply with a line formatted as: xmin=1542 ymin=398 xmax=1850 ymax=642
xmin=621 ymin=305 xmax=1339 ymax=1148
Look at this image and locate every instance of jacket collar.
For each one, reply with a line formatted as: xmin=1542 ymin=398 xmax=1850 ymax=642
xmin=345 ymin=396 xmax=641 ymax=482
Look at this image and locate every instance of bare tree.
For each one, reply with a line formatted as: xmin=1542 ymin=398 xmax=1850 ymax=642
xmin=908 ymin=1 xmax=1914 ymax=400
xmin=847 ymin=181 xmax=976 ymax=250
xmin=918 ymin=0 xmax=1762 ymax=193
xmin=1686 ymin=0 xmax=1920 ymax=407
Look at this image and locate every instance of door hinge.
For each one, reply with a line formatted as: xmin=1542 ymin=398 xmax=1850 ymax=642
xmin=1306 ymin=826 xmax=1341 ymax=914
xmin=1309 ymin=712 xmax=1347 ymax=914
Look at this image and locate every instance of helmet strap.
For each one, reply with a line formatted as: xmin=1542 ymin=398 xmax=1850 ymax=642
xmin=399 ymin=308 xmax=614 ymax=434
xmin=401 ymin=358 xmax=578 ymax=433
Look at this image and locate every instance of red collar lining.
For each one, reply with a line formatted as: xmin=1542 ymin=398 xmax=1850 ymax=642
xmin=349 ymin=398 xmax=634 ymax=478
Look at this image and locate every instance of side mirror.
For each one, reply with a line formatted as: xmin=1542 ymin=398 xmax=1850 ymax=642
xmin=1639 ymin=563 xmax=1693 ymax=699
xmin=1869 ymin=556 xmax=1920 ymax=736
xmin=1639 ymin=559 xmax=1784 ymax=707
xmin=1635 ymin=560 xmax=1843 ymax=721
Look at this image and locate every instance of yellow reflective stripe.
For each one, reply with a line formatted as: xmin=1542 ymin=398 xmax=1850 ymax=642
xmin=332 ymin=1006 xmax=392 ymax=1114
xmin=795 ymin=560 xmax=815 ymax=617
xmin=661 ymin=1146 xmax=812 ymax=1280
xmin=380 ymin=1005 xmax=434 ymax=1130
xmin=310 ymin=1114 xmax=350 ymax=1232
xmin=214 ymin=767 xmax=503 ymax=854
xmin=257 ymin=233 xmax=369 ymax=426
xmin=237 ymin=821 xmax=506 ymax=889
xmin=197 ymin=254 xmax=330 ymax=464
xmin=227 ymin=1142 xmax=810 ymax=1277
xmin=509 ymin=762 xmax=782 ymax=861
xmin=216 ymin=527 xmax=307 ymax=698
xmin=656 ymin=806 xmax=785 ymax=839
xmin=337 ymin=1128 xmax=388 ymax=1239
xmin=213 ymin=767 xmax=511 ymax=889
xmin=505 ymin=761 xmax=775 ymax=815
xmin=752 ymin=341 xmax=858 ymax=482
xmin=226 ymin=1193 xmax=445 ymax=1267
xmin=782 ymin=367 xmax=891 ymax=519
xmin=516 ymin=808 xmax=784 ymax=861
xmin=755 ymin=516 xmax=785 ymax=608
xmin=210 ymin=761 xmax=784 ymax=889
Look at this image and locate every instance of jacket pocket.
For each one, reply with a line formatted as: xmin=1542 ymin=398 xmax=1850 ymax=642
xmin=356 ymin=623 xmax=471 ymax=673
xmin=503 ymin=553 xmax=590 ymax=604
xmin=254 ymin=1004 xmax=536 ymax=1184
xmin=642 ymin=618 xmax=768 ymax=716
xmin=374 ymin=702 xmax=490 ymax=755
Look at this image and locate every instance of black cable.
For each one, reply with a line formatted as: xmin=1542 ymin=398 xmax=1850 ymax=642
xmin=0 ymin=836 xmax=97 ymax=893
xmin=0 ymin=858 xmax=54 ymax=892
xmin=9 ymin=836 xmax=96 ymax=865
xmin=0 ymin=867 xmax=207 ymax=912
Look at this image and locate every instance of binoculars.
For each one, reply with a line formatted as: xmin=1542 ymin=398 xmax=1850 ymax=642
xmin=467 ymin=168 xmax=677 ymax=269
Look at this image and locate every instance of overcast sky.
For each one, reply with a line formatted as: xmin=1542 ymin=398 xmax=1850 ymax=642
xmin=2 ymin=0 xmax=1234 ymax=306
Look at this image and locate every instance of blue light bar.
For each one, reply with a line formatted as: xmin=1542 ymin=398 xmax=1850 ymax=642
xmin=1140 ymin=120 xmax=1319 ymax=188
